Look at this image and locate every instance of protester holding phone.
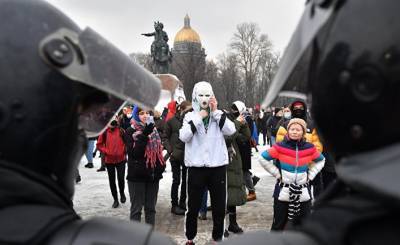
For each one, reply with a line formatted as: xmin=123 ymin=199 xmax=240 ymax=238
xmin=124 ymin=106 xmax=166 ymax=225
xmin=179 ymin=81 xmax=236 ymax=244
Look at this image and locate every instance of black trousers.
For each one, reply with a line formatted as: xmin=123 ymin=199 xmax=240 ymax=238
xmin=261 ymin=128 xmax=268 ymax=145
xmin=185 ymin=166 xmax=227 ymax=241
xmin=105 ymin=161 xmax=126 ymax=201
xmin=128 ymin=180 xmax=159 ymax=225
xmin=271 ymin=198 xmax=311 ymax=231
xmin=170 ymin=159 xmax=187 ymax=207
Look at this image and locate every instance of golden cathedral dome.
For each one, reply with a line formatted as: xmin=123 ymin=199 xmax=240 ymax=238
xmin=174 ymin=14 xmax=201 ymax=44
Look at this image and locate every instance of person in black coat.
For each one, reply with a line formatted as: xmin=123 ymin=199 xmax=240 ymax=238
xmin=124 ymin=107 xmax=166 ymax=225
xmin=266 ymin=107 xmax=283 ymax=146
xmin=162 ymin=101 xmax=192 ymax=215
xmin=237 ymin=109 xmax=257 ymax=202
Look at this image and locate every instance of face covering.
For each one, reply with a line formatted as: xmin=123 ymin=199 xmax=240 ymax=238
xmin=292 ymin=109 xmax=305 ymax=118
xmin=197 ymin=91 xmax=212 ymax=109
xmin=284 ymin=112 xmax=291 ymax=119
xmin=193 ymin=82 xmax=214 ymax=111
xmin=127 ymin=113 xmax=132 ymax=118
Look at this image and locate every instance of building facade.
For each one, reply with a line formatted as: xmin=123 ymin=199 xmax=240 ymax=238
xmin=171 ymin=14 xmax=206 ymax=101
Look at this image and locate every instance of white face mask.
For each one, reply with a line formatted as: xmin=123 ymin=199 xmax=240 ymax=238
xmin=284 ymin=112 xmax=291 ymax=119
xmin=196 ymin=87 xmax=212 ymax=109
xmin=127 ymin=113 xmax=132 ymax=118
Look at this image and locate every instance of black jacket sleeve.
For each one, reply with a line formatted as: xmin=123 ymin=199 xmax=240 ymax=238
xmin=161 ymin=121 xmax=172 ymax=153
xmin=124 ymin=127 xmax=134 ymax=151
xmin=132 ymin=132 xmax=148 ymax=159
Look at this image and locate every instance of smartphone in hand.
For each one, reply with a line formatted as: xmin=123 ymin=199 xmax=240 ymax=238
xmin=146 ymin=116 xmax=154 ymax=125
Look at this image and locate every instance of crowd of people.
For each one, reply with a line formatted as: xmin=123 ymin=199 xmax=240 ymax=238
xmin=76 ymin=80 xmax=338 ymax=244
xmin=3 ymin=1 xmax=398 ymax=244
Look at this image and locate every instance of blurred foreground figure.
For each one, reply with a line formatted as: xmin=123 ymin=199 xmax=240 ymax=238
xmin=223 ymin=0 xmax=400 ymax=244
xmin=0 ymin=0 xmax=173 ymax=244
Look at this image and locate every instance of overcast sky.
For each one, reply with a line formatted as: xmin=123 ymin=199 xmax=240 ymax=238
xmin=46 ymin=0 xmax=305 ymax=60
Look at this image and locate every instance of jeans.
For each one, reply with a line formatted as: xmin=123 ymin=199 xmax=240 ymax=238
xmin=270 ymin=136 xmax=276 ymax=146
xmin=85 ymin=139 xmax=95 ymax=163
xmin=199 ymin=189 xmax=208 ymax=213
xmin=243 ymin=170 xmax=255 ymax=192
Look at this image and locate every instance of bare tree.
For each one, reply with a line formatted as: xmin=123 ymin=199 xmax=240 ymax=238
xmin=255 ymin=35 xmax=278 ymax=103
xmin=217 ymin=53 xmax=241 ymax=106
xmin=230 ymin=22 xmax=264 ymax=107
xmin=129 ymin=52 xmax=153 ymax=72
xmin=171 ymin=44 xmax=206 ymax=101
xmin=204 ymin=60 xmax=228 ymax=108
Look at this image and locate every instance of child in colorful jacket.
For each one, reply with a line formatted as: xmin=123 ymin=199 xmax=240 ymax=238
xmin=259 ymin=118 xmax=325 ymax=230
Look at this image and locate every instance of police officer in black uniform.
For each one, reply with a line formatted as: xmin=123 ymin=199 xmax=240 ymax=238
xmin=223 ymin=0 xmax=400 ymax=244
xmin=0 ymin=1 xmax=173 ymax=244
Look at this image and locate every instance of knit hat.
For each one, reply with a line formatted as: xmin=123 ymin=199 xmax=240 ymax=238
xmin=287 ymin=118 xmax=307 ymax=134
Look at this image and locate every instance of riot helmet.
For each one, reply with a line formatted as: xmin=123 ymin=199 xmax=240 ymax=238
xmin=263 ymin=0 xmax=400 ymax=157
xmin=0 ymin=0 xmax=161 ymax=197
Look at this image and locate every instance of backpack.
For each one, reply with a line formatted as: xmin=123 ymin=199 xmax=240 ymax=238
xmin=101 ymin=127 xmax=125 ymax=145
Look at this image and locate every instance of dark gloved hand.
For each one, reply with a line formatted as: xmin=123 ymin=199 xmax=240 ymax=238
xmin=143 ymin=123 xmax=155 ymax=136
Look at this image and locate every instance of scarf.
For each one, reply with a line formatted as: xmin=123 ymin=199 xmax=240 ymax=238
xmin=202 ymin=108 xmax=211 ymax=129
xmin=131 ymin=121 xmax=165 ymax=169
xmin=279 ymin=181 xmax=309 ymax=220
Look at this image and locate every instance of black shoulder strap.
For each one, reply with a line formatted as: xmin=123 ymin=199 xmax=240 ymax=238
xmin=219 ymin=112 xmax=227 ymax=130
xmin=0 ymin=205 xmax=79 ymax=245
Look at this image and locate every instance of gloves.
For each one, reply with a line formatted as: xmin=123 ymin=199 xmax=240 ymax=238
xmin=143 ymin=123 xmax=155 ymax=136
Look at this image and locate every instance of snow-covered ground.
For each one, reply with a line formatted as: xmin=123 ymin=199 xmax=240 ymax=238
xmin=74 ymin=141 xmax=276 ymax=245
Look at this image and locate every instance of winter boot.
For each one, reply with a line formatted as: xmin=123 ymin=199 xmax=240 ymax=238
xmin=75 ymin=174 xmax=81 ymax=183
xmin=247 ymin=191 xmax=257 ymax=202
xmin=120 ymin=193 xmax=126 ymax=203
xmin=185 ymin=240 xmax=195 ymax=245
xmin=224 ymin=229 xmax=230 ymax=237
xmin=252 ymin=175 xmax=260 ymax=186
xmin=97 ymin=167 xmax=106 ymax=172
xmin=179 ymin=201 xmax=187 ymax=211
xmin=84 ymin=162 xmax=94 ymax=168
xmin=198 ymin=212 xmax=207 ymax=220
xmin=112 ymin=200 xmax=119 ymax=208
xmin=171 ymin=205 xmax=185 ymax=215
xmin=228 ymin=213 xmax=244 ymax=234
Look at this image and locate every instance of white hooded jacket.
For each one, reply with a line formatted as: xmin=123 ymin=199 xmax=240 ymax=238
xmin=179 ymin=82 xmax=236 ymax=167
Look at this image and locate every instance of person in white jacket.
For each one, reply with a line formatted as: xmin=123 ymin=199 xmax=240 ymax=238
xmin=179 ymin=81 xmax=236 ymax=244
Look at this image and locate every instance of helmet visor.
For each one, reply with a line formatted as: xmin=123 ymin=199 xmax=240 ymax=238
xmin=40 ymin=27 xmax=161 ymax=137
xmin=78 ymin=94 xmax=125 ymax=137
xmin=262 ymin=1 xmax=337 ymax=107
